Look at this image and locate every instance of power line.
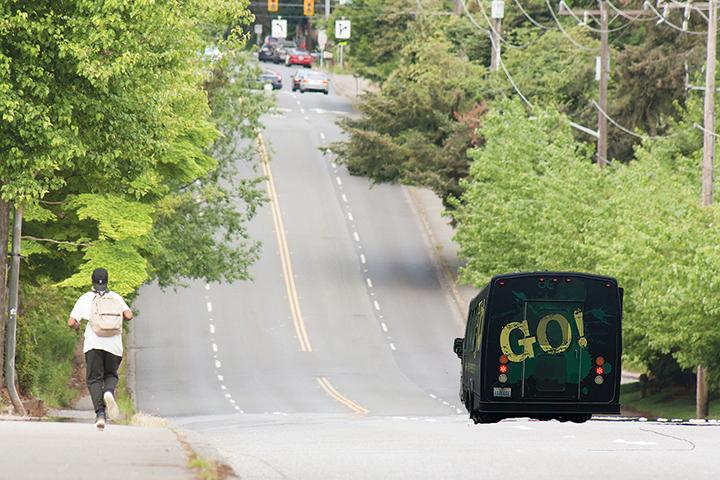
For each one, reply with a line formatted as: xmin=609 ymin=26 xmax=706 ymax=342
xmin=476 ymin=0 xmax=530 ymax=50
xmin=643 ymin=1 xmax=706 ymax=35
xmin=606 ymin=1 xmax=657 ymax=22
xmin=558 ymin=1 xmax=634 ymax=33
xmin=591 ymin=100 xmax=667 ymax=140
xmin=544 ymin=0 xmax=596 ymax=51
xmin=512 ymin=0 xmax=552 ymax=29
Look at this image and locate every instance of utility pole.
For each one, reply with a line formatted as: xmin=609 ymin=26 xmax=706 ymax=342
xmin=559 ymin=1 xmax=652 ymax=168
xmin=660 ymin=0 xmax=716 ymax=420
xmin=5 ymin=206 xmax=25 ymax=416
xmin=490 ymin=0 xmax=504 ymax=72
xmin=698 ymin=0 xmax=716 ymax=420
xmin=0 ymin=198 xmax=9 ymax=388
xmin=325 ymin=0 xmax=330 ymax=19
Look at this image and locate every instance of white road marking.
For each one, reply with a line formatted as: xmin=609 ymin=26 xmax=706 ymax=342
xmin=442 ymin=401 xmax=450 ymax=406
xmin=563 ymin=435 xmax=576 ymax=439
xmin=234 ymin=406 xmax=241 ymax=410
xmin=353 ymin=231 xmax=360 ymax=242
xmin=336 ymin=176 xmax=342 ymax=186
xmin=429 ymin=394 xmax=438 ymax=399
xmin=347 ymin=212 xmax=354 ymax=221
xmin=360 ymin=254 xmax=366 ymax=264
xmin=217 ymin=375 xmax=224 ymax=381
xmin=212 ymin=343 xmax=218 ymax=353
xmin=205 ymin=284 xmax=210 ymax=290
xmin=373 ymin=300 xmax=380 ymax=310
xmin=225 ymin=393 xmax=232 ymax=398
xmin=206 ymin=302 xmax=212 ymax=313
xmin=320 ymin=132 xmax=326 ymax=140
xmin=381 ymin=322 xmax=388 ymax=332
xmin=614 ymin=439 xmax=657 ymax=446
xmin=366 ymin=278 xmax=373 ymax=288
xmin=342 ymin=194 xmax=348 ymax=202
xmin=209 ymin=324 xmax=215 ymax=334
xmin=300 ymin=107 xmax=305 ymax=113
xmin=389 ymin=343 xmax=397 ymax=351
xmin=304 ymin=116 xmax=310 ymax=121
xmin=215 ymin=360 xmax=222 ymax=369
xmin=514 ymin=425 xmax=534 ymax=430
xmin=332 ymin=162 xmax=337 ymax=168
xmin=221 ymin=385 xmax=227 ymax=390
xmin=229 ymin=399 xmax=236 ymax=404
xmin=456 ymin=408 xmax=463 ymax=414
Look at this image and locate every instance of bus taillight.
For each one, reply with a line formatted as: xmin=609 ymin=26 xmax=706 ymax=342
xmin=499 ymin=364 xmax=509 ymax=374
xmin=499 ymin=354 xmax=508 ymax=364
xmin=595 ymin=366 xmax=604 ymax=375
xmin=595 ymin=356 xmax=605 ymax=366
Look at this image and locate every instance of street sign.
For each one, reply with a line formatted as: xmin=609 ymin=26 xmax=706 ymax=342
xmin=317 ymin=30 xmax=328 ymax=50
xmin=335 ymin=19 xmax=351 ymax=39
xmin=272 ymin=19 xmax=287 ymax=39
xmin=254 ymin=24 xmax=263 ymax=36
xmin=304 ymin=0 xmax=314 ymax=16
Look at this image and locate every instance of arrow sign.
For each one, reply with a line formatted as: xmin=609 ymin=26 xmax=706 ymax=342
xmin=272 ymin=19 xmax=287 ymax=39
xmin=335 ymin=19 xmax=351 ymax=39
xmin=317 ymin=30 xmax=328 ymax=50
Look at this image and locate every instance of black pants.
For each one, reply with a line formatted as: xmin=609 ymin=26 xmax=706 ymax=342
xmin=85 ymin=349 xmax=122 ymax=415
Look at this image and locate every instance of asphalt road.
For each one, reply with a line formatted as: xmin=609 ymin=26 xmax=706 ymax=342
xmin=133 ymin=63 xmax=720 ymax=479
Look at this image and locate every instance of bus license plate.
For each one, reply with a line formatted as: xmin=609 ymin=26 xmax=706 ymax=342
xmin=493 ymin=387 xmax=511 ymax=398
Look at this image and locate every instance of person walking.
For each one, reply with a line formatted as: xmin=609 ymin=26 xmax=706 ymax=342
xmin=67 ymin=267 xmax=133 ymax=429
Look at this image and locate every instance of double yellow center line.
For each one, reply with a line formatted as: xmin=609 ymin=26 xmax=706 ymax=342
xmin=257 ymin=133 xmax=368 ymax=415
xmin=317 ymin=377 xmax=369 ymax=415
xmin=257 ymin=134 xmax=312 ymax=353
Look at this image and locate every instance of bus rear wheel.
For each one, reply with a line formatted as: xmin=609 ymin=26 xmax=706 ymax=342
xmin=570 ymin=414 xmax=591 ymax=424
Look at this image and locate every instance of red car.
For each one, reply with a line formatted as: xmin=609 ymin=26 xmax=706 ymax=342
xmin=286 ymin=49 xmax=313 ymax=68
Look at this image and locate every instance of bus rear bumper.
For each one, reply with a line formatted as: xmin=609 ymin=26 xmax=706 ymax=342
xmin=478 ymin=401 xmax=620 ymax=415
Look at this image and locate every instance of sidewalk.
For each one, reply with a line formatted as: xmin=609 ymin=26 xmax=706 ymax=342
xmin=328 ymin=71 xmax=379 ymax=101
xmin=0 ymin=418 xmax=193 ymax=479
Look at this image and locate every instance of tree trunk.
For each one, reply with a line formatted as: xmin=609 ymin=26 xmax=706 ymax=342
xmin=0 ymin=198 xmax=10 ymax=389
xmin=696 ymin=364 xmax=709 ymax=419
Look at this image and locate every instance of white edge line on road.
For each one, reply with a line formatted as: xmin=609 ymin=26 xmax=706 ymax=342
xmin=381 ymin=322 xmax=388 ymax=332
xmin=373 ymin=300 xmax=380 ymax=311
xmin=366 ymin=278 xmax=373 ymax=288
xmin=206 ymin=302 xmax=212 ymax=313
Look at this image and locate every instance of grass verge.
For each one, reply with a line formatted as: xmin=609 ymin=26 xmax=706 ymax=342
xmin=620 ymin=382 xmax=720 ymax=419
xmin=176 ymin=432 xmax=238 ymax=480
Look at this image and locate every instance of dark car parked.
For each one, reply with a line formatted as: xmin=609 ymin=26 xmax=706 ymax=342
xmin=258 ymin=70 xmax=282 ymax=90
xmin=258 ymin=44 xmax=275 ymax=62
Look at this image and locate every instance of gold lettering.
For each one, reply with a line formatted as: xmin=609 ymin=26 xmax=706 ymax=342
xmin=500 ymin=321 xmax=535 ymax=362
xmin=536 ymin=314 xmax=572 ymax=354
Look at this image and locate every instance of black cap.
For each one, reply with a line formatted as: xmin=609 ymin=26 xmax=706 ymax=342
xmin=92 ymin=268 xmax=108 ymax=292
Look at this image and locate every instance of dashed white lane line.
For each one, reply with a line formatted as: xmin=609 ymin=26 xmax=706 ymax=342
xmin=229 ymin=399 xmax=236 ymax=404
xmin=320 ymin=132 xmax=326 ymax=140
xmin=217 ymin=375 xmax=224 ymax=381
xmin=221 ymin=385 xmax=227 ymax=390
xmin=304 ymin=116 xmax=310 ymax=121
xmin=332 ymin=162 xmax=337 ymax=168
xmin=300 ymin=107 xmax=305 ymax=113
xmin=225 ymin=393 xmax=232 ymax=399
xmin=353 ymin=231 xmax=360 ymax=242
xmin=342 ymin=194 xmax=348 ymax=202
xmin=212 ymin=343 xmax=218 ymax=353
xmin=336 ymin=176 xmax=342 ymax=186
xmin=429 ymin=393 xmax=438 ymax=399
xmin=389 ymin=343 xmax=397 ymax=351
xmin=373 ymin=300 xmax=380 ymax=311
xmin=360 ymin=253 xmax=366 ymax=264
xmin=209 ymin=324 xmax=215 ymax=334
xmin=206 ymin=302 xmax=212 ymax=313
xmin=205 ymin=284 xmax=210 ymax=290
xmin=381 ymin=322 xmax=388 ymax=332
xmin=347 ymin=212 xmax=354 ymax=221
xmin=215 ymin=360 xmax=222 ymax=369
xmin=366 ymin=278 xmax=373 ymax=288
xmin=456 ymin=408 xmax=463 ymax=414
xmin=442 ymin=400 xmax=450 ymax=406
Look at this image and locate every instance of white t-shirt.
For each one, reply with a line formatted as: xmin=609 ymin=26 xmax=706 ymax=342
xmin=69 ymin=291 xmax=130 ymax=357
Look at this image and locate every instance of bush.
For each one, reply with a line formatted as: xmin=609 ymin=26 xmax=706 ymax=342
xmin=16 ymin=283 xmax=80 ymax=407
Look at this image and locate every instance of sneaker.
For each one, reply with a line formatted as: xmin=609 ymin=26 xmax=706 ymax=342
xmin=95 ymin=413 xmax=106 ymax=430
xmin=103 ymin=391 xmax=120 ymax=421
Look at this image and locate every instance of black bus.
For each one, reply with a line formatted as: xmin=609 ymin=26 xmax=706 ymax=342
xmin=453 ymin=272 xmax=623 ymax=424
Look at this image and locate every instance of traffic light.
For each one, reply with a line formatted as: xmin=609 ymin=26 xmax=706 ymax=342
xmin=268 ymin=0 xmax=278 ymax=13
xmin=304 ymin=0 xmax=314 ymax=16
